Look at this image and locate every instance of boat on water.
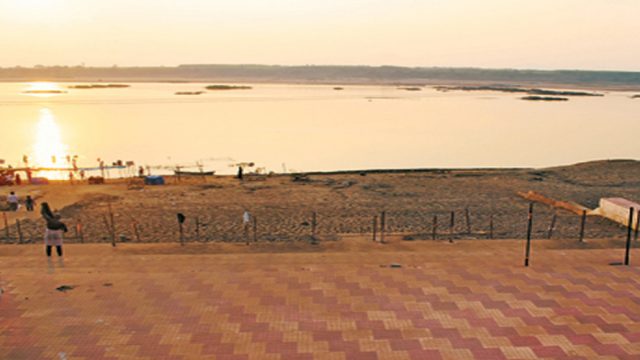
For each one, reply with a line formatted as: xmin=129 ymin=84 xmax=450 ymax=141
xmin=174 ymin=170 xmax=215 ymax=176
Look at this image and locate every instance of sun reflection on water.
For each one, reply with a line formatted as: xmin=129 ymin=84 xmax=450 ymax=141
xmin=33 ymin=108 xmax=69 ymax=180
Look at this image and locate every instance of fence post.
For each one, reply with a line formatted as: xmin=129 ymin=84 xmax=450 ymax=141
xmin=3 ymin=212 xmax=9 ymax=240
xmin=372 ymin=216 xmax=378 ymax=242
xmin=624 ymin=207 xmax=634 ymax=266
xmin=489 ymin=214 xmax=494 ymax=239
xmin=525 ymin=203 xmax=534 ymax=267
xmin=108 ymin=204 xmax=116 ymax=247
xmin=465 ymin=208 xmax=471 ymax=234
xmin=16 ymin=219 xmax=23 ymax=244
xmin=311 ymin=212 xmax=317 ymax=238
xmin=77 ymin=219 xmax=84 ymax=243
xmin=432 ymin=215 xmax=437 ymax=240
xmin=195 ymin=217 xmax=200 ymax=242
xmin=635 ymin=209 xmax=639 ymax=242
xmin=547 ymin=213 xmax=557 ymax=239
xmin=380 ymin=211 xmax=386 ymax=244
xmin=253 ymin=216 xmax=258 ymax=242
xmin=579 ymin=210 xmax=587 ymax=242
xmin=449 ymin=211 xmax=455 ymax=243
xmin=132 ymin=221 xmax=141 ymax=242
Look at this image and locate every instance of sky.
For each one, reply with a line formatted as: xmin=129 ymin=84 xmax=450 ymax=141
xmin=0 ymin=0 xmax=639 ymax=71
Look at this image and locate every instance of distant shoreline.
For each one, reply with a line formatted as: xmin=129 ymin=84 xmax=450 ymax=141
xmin=2 ymin=65 xmax=640 ymax=91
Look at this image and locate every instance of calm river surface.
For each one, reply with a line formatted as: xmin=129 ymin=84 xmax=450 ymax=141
xmin=0 ymin=82 xmax=638 ymax=174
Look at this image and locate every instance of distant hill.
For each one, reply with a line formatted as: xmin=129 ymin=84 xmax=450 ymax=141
xmin=2 ymin=64 xmax=640 ymax=89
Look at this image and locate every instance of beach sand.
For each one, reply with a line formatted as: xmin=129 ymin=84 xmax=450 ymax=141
xmin=2 ymin=159 xmax=640 ymax=246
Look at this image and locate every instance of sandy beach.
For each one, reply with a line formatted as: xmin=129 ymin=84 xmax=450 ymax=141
xmin=2 ymin=160 xmax=639 ymax=246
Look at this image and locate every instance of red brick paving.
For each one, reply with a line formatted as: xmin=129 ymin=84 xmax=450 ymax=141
xmin=1 ymin=241 xmax=640 ymax=359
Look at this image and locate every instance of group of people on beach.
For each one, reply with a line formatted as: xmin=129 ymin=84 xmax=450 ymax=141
xmin=5 ymin=191 xmax=36 ymax=212
xmin=5 ymin=190 xmax=67 ymax=258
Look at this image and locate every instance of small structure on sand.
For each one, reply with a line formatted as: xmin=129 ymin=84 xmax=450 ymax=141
xmin=592 ymin=198 xmax=640 ymax=229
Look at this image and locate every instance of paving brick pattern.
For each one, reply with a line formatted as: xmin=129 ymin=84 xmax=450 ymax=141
xmin=1 ymin=243 xmax=640 ymax=359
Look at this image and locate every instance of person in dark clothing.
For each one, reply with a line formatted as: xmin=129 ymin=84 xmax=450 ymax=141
xmin=25 ymin=195 xmax=35 ymax=211
xmin=41 ymin=202 xmax=67 ymax=257
xmin=237 ymin=166 xmax=243 ymax=180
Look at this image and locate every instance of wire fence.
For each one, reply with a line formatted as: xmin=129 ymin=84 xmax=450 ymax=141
xmin=1 ymin=203 xmax=630 ymax=245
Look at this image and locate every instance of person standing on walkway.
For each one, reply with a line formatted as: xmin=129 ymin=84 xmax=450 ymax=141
xmin=41 ymin=202 xmax=67 ymax=257
xmin=7 ymin=191 xmax=19 ymax=211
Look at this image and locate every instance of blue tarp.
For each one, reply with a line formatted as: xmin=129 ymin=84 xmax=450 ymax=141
xmin=144 ymin=176 xmax=165 ymax=185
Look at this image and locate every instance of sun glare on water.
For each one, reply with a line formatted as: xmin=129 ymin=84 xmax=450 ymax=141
xmin=33 ymin=108 xmax=69 ymax=179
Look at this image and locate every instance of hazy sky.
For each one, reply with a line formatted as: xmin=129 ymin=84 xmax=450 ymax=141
xmin=1 ymin=0 xmax=638 ymax=70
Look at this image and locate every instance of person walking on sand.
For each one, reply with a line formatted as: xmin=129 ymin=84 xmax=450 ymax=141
xmin=7 ymin=191 xmax=19 ymax=211
xmin=25 ymin=195 xmax=35 ymax=212
xmin=41 ymin=202 xmax=68 ymax=258
xmin=237 ymin=166 xmax=243 ymax=181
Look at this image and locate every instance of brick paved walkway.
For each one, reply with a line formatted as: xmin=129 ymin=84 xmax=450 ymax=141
xmin=1 ymin=241 xmax=640 ymax=359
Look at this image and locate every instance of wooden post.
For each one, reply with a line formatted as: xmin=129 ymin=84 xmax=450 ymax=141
xmin=380 ymin=211 xmax=386 ymax=244
xmin=77 ymin=220 xmax=84 ymax=243
xmin=3 ymin=212 xmax=9 ymax=240
xmin=73 ymin=220 xmax=79 ymax=242
xmin=432 ymin=215 xmax=438 ymax=240
xmin=16 ymin=219 xmax=23 ymax=244
xmin=465 ymin=207 xmax=471 ymax=234
xmin=579 ymin=210 xmax=587 ymax=243
xmin=635 ymin=209 xmax=639 ymax=242
xmin=132 ymin=221 xmax=141 ymax=242
xmin=449 ymin=211 xmax=455 ymax=243
xmin=624 ymin=207 xmax=634 ymax=266
xmin=102 ymin=214 xmax=113 ymax=246
xmin=179 ymin=221 xmax=185 ymax=246
xmin=311 ymin=212 xmax=317 ymax=238
xmin=372 ymin=216 xmax=378 ymax=242
xmin=547 ymin=213 xmax=557 ymax=239
xmin=525 ymin=203 xmax=534 ymax=267
xmin=489 ymin=214 xmax=494 ymax=239
xmin=108 ymin=204 xmax=116 ymax=247
xmin=253 ymin=216 xmax=258 ymax=242
xmin=195 ymin=217 xmax=200 ymax=242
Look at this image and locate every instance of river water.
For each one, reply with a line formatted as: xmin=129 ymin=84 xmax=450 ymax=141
xmin=0 ymin=82 xmax=638 ymax=175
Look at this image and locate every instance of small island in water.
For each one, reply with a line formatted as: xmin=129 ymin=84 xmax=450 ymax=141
xmin=398 ymin=87 xmax=423 ymax=91
xmin=435 ymin=85 xmax=603 ymax=97
xmin=521 ymin=96 xmax=569 ymax=102
xmin=632 ymin=94 xmax=640 ymax=99
xmin=205 ymin=85 xmax=253 ymax=90
xmin=23 ymin=90 xmax=67 ymax=94
xmin=175 ymin=91 xmax=205 ymax=95
xmin=68 ymin=84 xmax=130 ymax=89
